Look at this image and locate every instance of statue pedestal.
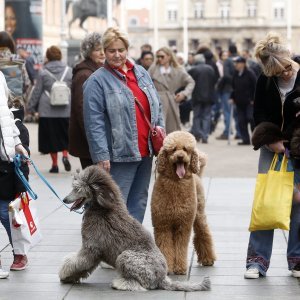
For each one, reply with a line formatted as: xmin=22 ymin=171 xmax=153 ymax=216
xmin=66 ymin=39 xmax=81 ymax=67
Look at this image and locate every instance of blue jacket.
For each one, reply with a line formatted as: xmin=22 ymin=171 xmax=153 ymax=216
xmin=83 ymin=61 xmax=164 ymax=163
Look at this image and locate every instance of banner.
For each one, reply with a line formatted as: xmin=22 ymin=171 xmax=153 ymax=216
xmin=5 ymin=0 xmax=43 ymax=67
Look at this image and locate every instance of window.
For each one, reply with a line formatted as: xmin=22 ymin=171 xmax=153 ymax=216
xmin=273 ymin=0 xmax=285 ymax=20
xmin=194 ymin=2 xmax=204 ymax=19
xmin=168 ymin=40 xmax=177 ymax=47
xmin=129 ymin=17 xmax=138 ymax=27
xmin=246 ymin=1 xmax=257 ymax=17
xmin=166 ymin=0 xmax=178 ymax=22
xmin=167 ymin=10 xmax=178 ymax=21
xmin=219 ymin=1 xmax=230 ymax=19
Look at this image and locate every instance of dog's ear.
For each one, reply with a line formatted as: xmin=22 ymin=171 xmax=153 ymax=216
xmin=197 ymin=151 xmax=207 ymax=177
xmin=157 ymin=149 xmax=168 ymax=173
xmin=190 ymin=150 xmax=200 ymax=174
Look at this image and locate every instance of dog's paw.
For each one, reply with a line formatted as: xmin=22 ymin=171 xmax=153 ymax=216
xmin=199 ymin=259 xmax=215 ymax=266
xmin=59 ymin=276 xmax=80 ymax=284
xmin=173 ymin=266 xmax=187 ymax=275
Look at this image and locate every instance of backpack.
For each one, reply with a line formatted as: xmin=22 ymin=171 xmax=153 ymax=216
xmin=0 ymin=58 xmax=24 ymax=97
xmin=44 ymin=66 xmax=70 ymax=106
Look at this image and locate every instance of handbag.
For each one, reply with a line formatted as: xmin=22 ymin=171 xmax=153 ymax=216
xmin=134 ymin=97 xmax=166 ymax=156
xmin=9 ymin=192 xmax=42 ymax=255
xmin=249 ymin=153 xmax=294 ymax=231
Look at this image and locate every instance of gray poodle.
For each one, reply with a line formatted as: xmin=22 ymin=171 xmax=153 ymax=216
xmin=59 ymin=166 xmax=210 ymax=292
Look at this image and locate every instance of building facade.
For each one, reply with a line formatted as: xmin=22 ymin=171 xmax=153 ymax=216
xmin=140 ymin=0 xmax=300 ymax=56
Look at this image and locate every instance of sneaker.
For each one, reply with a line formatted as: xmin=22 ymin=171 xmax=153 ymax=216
xmin=10 ymin=255 xmax=28 ymax=271
xmin=292 ymin=264 xmax=300 ymax=278
xmin=62 ymin=157 xmax=71 ymax=172
xmin=292 ymin=269 xmax=300 ymax=278
xmin=244 ymin=267 xmax=260 ymax=279
xmin=0 ymin=267 xmax=9 ymax=279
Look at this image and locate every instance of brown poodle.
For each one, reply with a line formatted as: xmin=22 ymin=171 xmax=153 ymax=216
xmin=151 ymin=131 xmax=216 ymax=275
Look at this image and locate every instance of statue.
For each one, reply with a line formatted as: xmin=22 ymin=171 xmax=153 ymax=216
xmin=67 ymin=0 xmax=120 ymax=37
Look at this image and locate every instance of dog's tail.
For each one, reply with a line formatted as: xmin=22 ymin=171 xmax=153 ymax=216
xmin=158 ymin=276 xmax=210 ymax=292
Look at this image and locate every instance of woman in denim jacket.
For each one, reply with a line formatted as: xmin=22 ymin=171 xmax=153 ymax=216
xmin=83 ymin=27 xmax=164 ymax=223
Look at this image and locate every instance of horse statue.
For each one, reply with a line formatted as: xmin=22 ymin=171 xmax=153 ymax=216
xmin=67 ymin=0 xmax=120 ymax=37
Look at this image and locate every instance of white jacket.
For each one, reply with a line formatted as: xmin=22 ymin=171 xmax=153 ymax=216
xmin=0 ymin=71 xmax=21 ymax=162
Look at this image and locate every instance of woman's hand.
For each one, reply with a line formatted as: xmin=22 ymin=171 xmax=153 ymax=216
xmin=267 ymin=141 xmax=285 ymax=153
xmin=97 ymin=160 xmax=110 ymax=172
xmin=175 ymin=92 xmax=186 ymax=103
xmin=15 ymin=144 xmax=29 ymax=158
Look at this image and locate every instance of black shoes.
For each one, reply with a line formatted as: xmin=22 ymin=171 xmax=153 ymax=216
xmin=62 ymin=157 xmax=71 ymax=171
xmin=238 ymin=141 xmax=250 ymax=145
xmin=216 ymin=134 xmax=228 ymax=140
xmin=49 ymin=166 xmax=59 ymax=173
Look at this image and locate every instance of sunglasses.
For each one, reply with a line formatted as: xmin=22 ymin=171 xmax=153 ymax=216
xmin=156 ymin=55 xmax=165 ymax=59
xmin=274 ymin=64 xmax=293 ymax=77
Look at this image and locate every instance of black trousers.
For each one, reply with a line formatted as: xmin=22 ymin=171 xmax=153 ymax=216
xmin=236 ymin=104 xmax=255 ymax=143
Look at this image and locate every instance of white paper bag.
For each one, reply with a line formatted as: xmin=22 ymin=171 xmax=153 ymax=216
xmin=9 ymin=193 xmax=42 ymax=255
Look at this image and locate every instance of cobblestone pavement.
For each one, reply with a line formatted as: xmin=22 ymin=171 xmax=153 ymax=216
xmin=0 ymin=123 xmax=299 ymax=299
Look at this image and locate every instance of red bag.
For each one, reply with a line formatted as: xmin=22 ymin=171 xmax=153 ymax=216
xmin=150 ymin=126 xmax=166 ymax=156
xmin=134 ymin=97 xmax=166 ymax=156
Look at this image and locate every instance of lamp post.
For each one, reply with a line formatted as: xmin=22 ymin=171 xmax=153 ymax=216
xmin=153 ymin=0 xmax=158 ymax=51
xmin=107 ymin=0 xmax=113 ymax=27
xmin=287 ymin=0 xmax=292 ymax=50
xmin=183 ymin=0 xmax=188 ymax=60
xmin=0 ymin=0 xmax=4 ymax=31
xmin=60 ymin=0 xmax=68 ymax=63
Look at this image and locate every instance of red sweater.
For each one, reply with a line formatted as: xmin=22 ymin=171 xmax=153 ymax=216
xmin=118 ymin=61 xmax=151 ymax=157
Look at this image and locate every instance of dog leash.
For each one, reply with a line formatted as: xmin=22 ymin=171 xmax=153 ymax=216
xmin=14 ymin=154 xmax=84 ymax=214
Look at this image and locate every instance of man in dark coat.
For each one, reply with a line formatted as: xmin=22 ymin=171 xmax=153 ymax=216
xmin=231 ymin=56 xmax=257 ymax=145
xmin=188 ymin=54 xmax=217 ymax=143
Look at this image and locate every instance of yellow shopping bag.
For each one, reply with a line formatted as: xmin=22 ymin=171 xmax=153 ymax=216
xmin=249 ymin=154 xmax=294 ymax=231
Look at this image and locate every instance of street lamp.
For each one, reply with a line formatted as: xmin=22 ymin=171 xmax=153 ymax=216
xmin=60 ymin=0 xmax=68 ymax=63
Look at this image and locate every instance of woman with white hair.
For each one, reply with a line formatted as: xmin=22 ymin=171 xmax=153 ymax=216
xmin=83 ymin=27 xmax=164 ymax=223
xmin=245 ymin=32 xmax=300 ymax=279
xmin=69 ymin=32 xmax=105 ymax=169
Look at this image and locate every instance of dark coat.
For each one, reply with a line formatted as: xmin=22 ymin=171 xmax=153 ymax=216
xmin=188 ymin=63 xmax=217 ymax=105
xmin=231 ymin=67 xmax=257 ymax=107
xmin=252 ymin=70 xmax=300 ymax=157
xmin=0 ymin=107 xmax=29 ymax=200
xmin=69 ymin=58 xmax=102 ymax=158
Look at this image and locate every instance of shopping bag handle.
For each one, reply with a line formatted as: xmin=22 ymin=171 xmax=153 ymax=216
xmin=269 ymin=153 xmax=289 ymax=172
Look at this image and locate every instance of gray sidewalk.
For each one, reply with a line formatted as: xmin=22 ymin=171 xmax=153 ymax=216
xmin=0 ymin=124 xmax=299 ymax=299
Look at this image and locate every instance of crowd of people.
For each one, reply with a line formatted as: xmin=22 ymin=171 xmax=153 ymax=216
xmin=0 ymin=27 xmax=300 ymax=281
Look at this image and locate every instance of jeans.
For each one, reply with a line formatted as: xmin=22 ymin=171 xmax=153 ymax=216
xmin=110 ymin=156 xmax=153 ymax=223
xmin=219 ymin=91 xmax=231 ymax=136
xmin=246 ymin=147 xmax=300 ymax=275
xmin=191 ymin=103 xmax=212 ymax=141
xmin=0 ymin=200 xmax=12 ymax=246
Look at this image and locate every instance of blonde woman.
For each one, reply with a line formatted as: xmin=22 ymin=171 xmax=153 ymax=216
xmin=148 ymin=47 xmax=195 ymax=133
xmin=245 ymin=32 xmax=300 ymax=279
xmin=83 ymin=27 xmax=164 ymax=223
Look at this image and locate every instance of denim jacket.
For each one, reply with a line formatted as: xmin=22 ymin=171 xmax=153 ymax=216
xmin=83 ymin=61 xmax=165 ymax=163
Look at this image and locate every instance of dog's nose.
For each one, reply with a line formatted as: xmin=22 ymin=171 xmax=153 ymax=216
xmin=177 ymin=155 xmax=184 ymax=161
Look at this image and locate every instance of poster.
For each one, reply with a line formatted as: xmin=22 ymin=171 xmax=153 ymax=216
xmin=5 ymin=0 xmax=43 ymax=67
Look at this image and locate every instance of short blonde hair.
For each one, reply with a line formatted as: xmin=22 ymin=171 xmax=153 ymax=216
xmin=254 ymin=32 xmax=294 ymax=77
xmin=102 ymin=27 xmax=129 ymax=50
xmin=156 ymin=47 xmax=180 ymax=68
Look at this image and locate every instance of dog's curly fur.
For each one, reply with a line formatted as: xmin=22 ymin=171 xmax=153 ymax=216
xmin=58 ymin=166 xmax=210 ymax=291
xmin=151 ymin=131 xmax=216 ymax=274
